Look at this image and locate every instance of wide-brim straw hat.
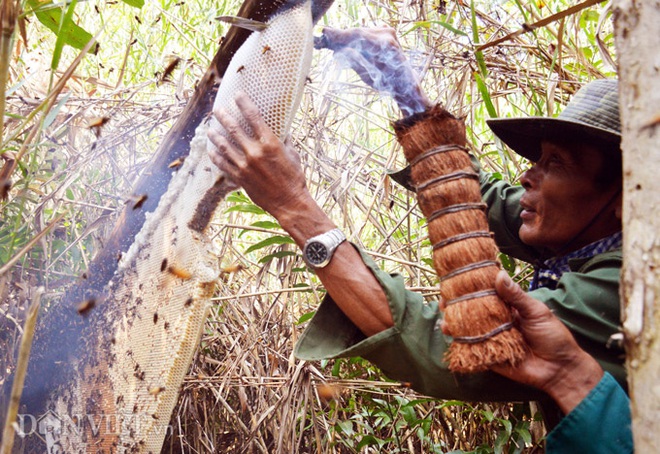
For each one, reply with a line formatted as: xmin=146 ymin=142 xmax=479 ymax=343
xmin=388 ymin=79 xmax=620 ymax=190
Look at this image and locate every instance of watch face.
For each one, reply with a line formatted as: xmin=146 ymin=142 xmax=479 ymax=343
xmin=306 ymin=241 xmax=328 ymax=265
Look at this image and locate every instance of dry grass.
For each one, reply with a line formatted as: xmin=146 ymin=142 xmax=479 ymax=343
xmin=1 ymin=0 xmax=616 ymax=452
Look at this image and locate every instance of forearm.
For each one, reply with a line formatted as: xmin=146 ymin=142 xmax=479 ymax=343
xmin=544 ymin=352 xmax=604 ymax=415
xmin=274 ymin=194 xmax=394 ymax=336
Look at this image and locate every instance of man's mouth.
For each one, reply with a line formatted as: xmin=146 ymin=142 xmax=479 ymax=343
xmin=519 ymin=200 xmax=536 ymax=221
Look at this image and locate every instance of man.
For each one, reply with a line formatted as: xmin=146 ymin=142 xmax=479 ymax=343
xmin=207 ymin=28 xmax=629 ymax=449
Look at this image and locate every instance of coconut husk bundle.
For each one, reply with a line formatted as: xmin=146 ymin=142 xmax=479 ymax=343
xmin=393 ymin=105 xmax=526 ymax=373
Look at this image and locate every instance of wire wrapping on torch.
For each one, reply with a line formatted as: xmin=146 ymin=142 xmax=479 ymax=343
xmin=444 ymin=289 xmax=498 ymax=307
xmin=415 ymin=171 xmax=479 ymax=193
xmin=439 ymin=260 xmax=500 ymax=282
xmin=432 ymin=231 xmax=493 ymax=250
xmin=409 ymin=144 xmax=469 ymax=167
xmin=427 ymin=202 xmax=487 ymax=223
xmin=452 ymin=322 xmax=515 ymax=344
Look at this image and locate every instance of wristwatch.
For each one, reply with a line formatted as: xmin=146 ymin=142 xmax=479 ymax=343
xmin=302 ymin=228 xmax=346 ymax=269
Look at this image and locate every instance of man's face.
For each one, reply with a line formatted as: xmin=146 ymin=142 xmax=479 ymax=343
xmin=518 ymin=140 xmax=620 ymax=254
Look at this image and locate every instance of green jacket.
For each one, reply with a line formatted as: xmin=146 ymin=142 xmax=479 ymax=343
xmin=294 ymin=172 xmax=626 ymax=402
xmin=547 ymin=372 xmax=632 ymax=454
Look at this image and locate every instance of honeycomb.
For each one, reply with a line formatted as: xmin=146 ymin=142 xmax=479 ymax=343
xmin=50 ymin=2 xmax=315 ymax=452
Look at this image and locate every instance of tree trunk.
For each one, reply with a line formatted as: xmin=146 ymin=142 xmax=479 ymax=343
xmin=614 ymin=0 xmax=660 ymax=451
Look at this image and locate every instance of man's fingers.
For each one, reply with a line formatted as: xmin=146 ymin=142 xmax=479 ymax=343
xmin=208 ymin=130 xmax=241 ymax=177
xmin=214 ymin=106 xmax=251 ymax=149
xmin=495 ymin=270 xmax=547 ymax=319
xmin=234 ymin=92 xmax=271 ymax=142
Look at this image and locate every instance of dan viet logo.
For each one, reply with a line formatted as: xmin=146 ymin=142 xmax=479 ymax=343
xmin=15 ymin=411 xmax=172 ymax=448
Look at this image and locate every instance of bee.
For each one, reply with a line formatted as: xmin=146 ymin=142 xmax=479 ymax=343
xmin=167 ymin=266 xmax=192 ymax=280
xmin=159 ymin=57 xmax=181 ymax=84
xmin=149 ymin=386 xmax=165 ymax=397
xmin=221 ymin=264 xmax=244 ymax=274
xmin=160 ymin=258 xmax=168 ymax=272
xmin=81 ymin=272 xmax=88 ymax=280
xmin=153 ymin=313 xmax=158 ymax=324
xmin=168 ymin=157 xmax=184 ymax=169
xmin=129 ymin=194 xmax=148 ymax=210
xmin=164 ymin=322 xmax=170 ymax=330
xmin=236 ymin=65 xmax=245 ymax=73
xmin=77 ymin=298 xmax=96 ymax=315
xmin=316 ymin=383 xmax=342 ymax=402
xmin=88 ymin=116 xmax=110 ymax=138
xmin=262 ymin=45 xmax=272 ymax=54
xmin=94 ymin=4 xmax=100 ymax=14
xmin=184 ymin=297 xmax=193 ymax=308
xmin=1 ymin=179 xmax=11 ymax=200
xmin=134 ymin=15 xmax=142 ymax=24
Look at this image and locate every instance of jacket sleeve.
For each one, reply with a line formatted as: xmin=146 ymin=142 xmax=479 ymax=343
xmin=546 ymin=372 xmax=632 ymax=454
xmin=295 ymin=245 xmax=546 ymax=402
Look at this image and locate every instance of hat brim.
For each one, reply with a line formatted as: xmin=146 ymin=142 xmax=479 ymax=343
xmin=387 ymin=166 xmax=414 ymax=192
xmin=486 ymin=117 xmax=621 ymax=162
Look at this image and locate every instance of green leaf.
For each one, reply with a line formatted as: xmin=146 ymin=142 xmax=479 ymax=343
xmin=336 ymin=420 xmax=354 ymax=436
xmin=356 ymin=435 xmax=384 ymax=449
xmin=225 ymin=204 xmax=267 ymax=216
xmin=43 ymin=92 xmax=71 ymax=130
xmin=515 ymin=424 xmax=532 ymax=445
xmin=26 ymin=0 xmax=97 ymax=54
xmin=250 ymin=220 xmax=281 ymax=230
xmin=296 ymin=311 xmax=316 ymax=325
xmin=474 ymin=71 xmax=497 ymax=118
xmin=244 ymin=235 xmax=294 ymax=254
xmin=429 ymin=20 xmax=467 ymax=36
xmin=225 ymin=191 xmax=249 ymax=203
xmin=120 ymin=0 xmax=145 ymax=8
xmin=257 ymin=249 xmax=296 ymax=263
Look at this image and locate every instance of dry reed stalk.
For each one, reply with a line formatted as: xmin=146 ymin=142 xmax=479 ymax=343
xmin=0 ymin=292 xmax=40 ymax=454
xmin=393 ymin=105 xmax=526 ymax=373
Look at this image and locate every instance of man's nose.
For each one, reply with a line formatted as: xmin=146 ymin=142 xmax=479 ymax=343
xmin=520 ymin=165 xmax=538 ymax=190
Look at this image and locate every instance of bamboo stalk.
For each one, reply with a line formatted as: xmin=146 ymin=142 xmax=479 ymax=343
xmin=0 ymin=290 xmax=41 ymax=454
xmin=0 ymin=0 xmax=17 ymax=142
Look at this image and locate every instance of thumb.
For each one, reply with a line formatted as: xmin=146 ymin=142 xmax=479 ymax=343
xmin=495 ymin=270 xmax=534 ymax=317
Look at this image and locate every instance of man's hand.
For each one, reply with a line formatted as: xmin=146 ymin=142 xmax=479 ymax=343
xmin=207 ymin=93 xmax=395 ymax=337
xmin=207 ymin=92 xmax=312 ymax=222
xmin=317 ymin=27 xmax=431 ymax=116
xmin=490 ymin=271 xmax=604 ymax=414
